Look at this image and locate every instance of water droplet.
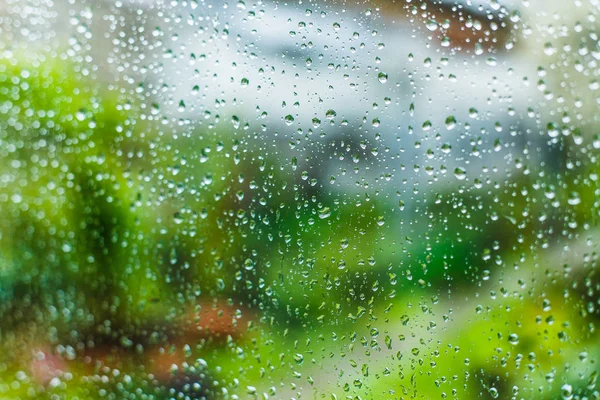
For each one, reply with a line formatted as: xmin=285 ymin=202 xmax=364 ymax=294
xmin=567 ymin=192 xmax=581 ymax=205
xmin=232 ymin=115 xmax=240 ymax=129
xmin=319 ymin=207 xmax=331 ymax=219
xmin=454 ymin=167 xmax=467 ymax=180
xmin=560 ymin=384 xmax=573 ymax=400
xmin=173 ymin=212 xmax=184 ymax=224
xmin=244 ymin=258 xmax=255 ymax=271
xmin=445 ymin=116 xmax=457 ymax=130
xmin=426 ymin=19 xmax=438 ymax=31
xmin=294 ymin=354 xmax=304 ymax=364
xmin=547 ymin=122 xmax=560 ymax=138
xmin=544 ymin=42 xmax=556 ymax=56
xmin=542 ymin=299 xmax=552 ymax=312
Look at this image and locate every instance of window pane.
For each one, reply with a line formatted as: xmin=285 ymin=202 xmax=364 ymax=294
xmin=0 ymin=0 xmax=598 ymax=399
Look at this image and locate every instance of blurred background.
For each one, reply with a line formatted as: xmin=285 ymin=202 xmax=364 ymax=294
xmin=0 ymin=0 xmax=599 ymax=398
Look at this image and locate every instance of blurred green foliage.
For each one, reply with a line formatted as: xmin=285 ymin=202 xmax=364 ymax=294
xmin=0 ymin=52 xmax=598 ymax=400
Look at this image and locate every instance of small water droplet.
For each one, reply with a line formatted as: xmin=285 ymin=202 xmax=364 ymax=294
xmin=426 ymin=19 xmax=438 ymax=31
xmin=489 ymin=387 xmax=499 ymax=398
xmin=294 ymin=354 xmax=304 ymax=364
xmin=319 ymin=207 xmax=331 ymax=219
xmin=173 ymin=212 xmax=184 ymax=224
xmin=445 ymin=116 xmax=457 ymax=130
xmin=454 ymin=167 xmax=466 ymax=180
xmin=567 ymin=192 xmax=581 ymax=205
xmin=560 ymin=384 xmax=573 ymax=400
xmin=232 ymin=115 xmax=240 ymax=129
xmin=244 ymin=258 xmax=255 ymax=271
xmin=543 ymin=42 xmax=556 ymax=56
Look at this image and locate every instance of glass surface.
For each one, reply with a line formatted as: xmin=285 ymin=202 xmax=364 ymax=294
xmin=0 ymin=0 xmax=598 ymax=398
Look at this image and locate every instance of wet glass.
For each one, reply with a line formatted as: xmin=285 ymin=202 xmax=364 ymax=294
xmin=0 ymin=0 xmax=599 ymax=398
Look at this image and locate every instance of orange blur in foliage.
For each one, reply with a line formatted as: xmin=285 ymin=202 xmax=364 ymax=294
xmin=29 ymin=301 xmax=252 ymax=385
